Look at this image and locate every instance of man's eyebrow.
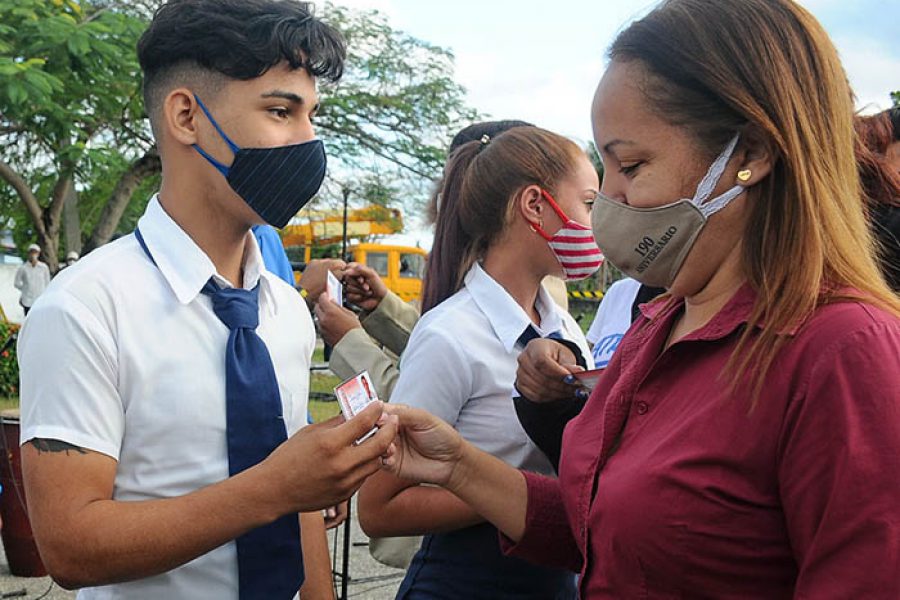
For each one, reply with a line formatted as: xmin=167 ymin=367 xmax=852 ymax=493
xmin=260 ymin=90 xmax=305 ymax=104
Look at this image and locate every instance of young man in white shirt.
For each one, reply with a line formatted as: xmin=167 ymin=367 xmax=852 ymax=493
xmin=14 ymin=243 xmax=51 ymax=316
xmin=17 ymin=1 xmax=397 ymax=598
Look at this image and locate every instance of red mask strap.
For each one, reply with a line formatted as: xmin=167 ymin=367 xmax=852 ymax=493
xmin=529 ymin=189 xmax=571 ymax=240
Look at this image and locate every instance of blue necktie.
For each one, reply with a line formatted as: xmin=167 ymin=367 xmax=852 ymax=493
xmin=201 ymin=279 xmax=304 ymax=599
xmin=516 ymin=325 xmax=564 ymax=349
xmin=134 ymin=228 xmax=303 ymax=599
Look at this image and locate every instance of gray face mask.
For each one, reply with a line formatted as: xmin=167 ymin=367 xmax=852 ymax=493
xmin=590 ymin=134 xmax=745 ymax=288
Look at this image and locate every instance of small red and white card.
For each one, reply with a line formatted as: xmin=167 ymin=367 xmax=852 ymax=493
xmin=571 ymin=367 xmax=604 ymax=390
xmin=334 ymin=370 xmax=379 ymax=443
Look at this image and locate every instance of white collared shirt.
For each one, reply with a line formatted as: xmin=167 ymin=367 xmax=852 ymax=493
xmin=14 ymin=260 xmax=51 ymax=307
xmin=17 ymin=196 xmax=314 ymax=600
xmin=391 ymin=263 xmax=592 ymax=475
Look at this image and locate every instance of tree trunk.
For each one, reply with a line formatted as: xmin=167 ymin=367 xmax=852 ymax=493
xmin=83 ymin=147 xmax=160 ymax=254
xmin=37 ymin=231 xmax=60 ymax=273
xmin=0 ymin=158 xmax=65 ymax=272
xmin=63 ymin=184 xmax=82 ymax=257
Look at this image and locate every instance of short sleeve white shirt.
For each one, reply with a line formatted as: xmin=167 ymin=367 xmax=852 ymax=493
xmin=17 ymin=196 xmax=315 ymax=600
xmin=585 ymin=277 xmax=641 ymax=368
xmin=390 ymin=263 xmax=592 ymax=476
xmin=14 ymin=260 xmax=51 ymax=307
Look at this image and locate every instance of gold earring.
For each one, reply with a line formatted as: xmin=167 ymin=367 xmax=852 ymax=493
xmin=737 ymin=169 xmax=752 ymax=182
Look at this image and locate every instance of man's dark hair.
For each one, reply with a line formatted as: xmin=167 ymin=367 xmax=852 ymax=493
xmin=137 ymin=0 xmax=345 ymax=133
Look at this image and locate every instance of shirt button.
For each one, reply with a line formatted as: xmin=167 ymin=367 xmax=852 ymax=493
xmin=635 ymin=401 xmax=649 ymax=415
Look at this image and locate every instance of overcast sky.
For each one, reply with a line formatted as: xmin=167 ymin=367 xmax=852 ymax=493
xmin=318 ymin=0 xmax=900 ymax=246
xmin=325 ymin=0 xmax=897 ymax=141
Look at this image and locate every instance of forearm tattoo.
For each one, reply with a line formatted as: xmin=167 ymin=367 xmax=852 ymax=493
xmin=30 ymin=438 xmax=87 ymax=455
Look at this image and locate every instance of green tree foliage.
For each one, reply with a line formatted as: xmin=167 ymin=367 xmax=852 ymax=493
xmin=892 ymin=90 xmax=899 ymax=107
xmin=0 ymin=1 xmax=476 ymax=267
xmin=0 ymin=0 xmax=157 ymax=270
xmin=317 ymin=4 xmax=477 ymax=182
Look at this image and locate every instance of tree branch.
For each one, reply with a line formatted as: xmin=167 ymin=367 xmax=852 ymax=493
xmin=317 ymin=122 xmax=437 ymax=180
xmin=83 ymin=146 xmax=161 ymax=253
xmin=47 ymin=172 xmax=74 ymax=239
xmin=0 ymin=158 xmax=46 ymax=237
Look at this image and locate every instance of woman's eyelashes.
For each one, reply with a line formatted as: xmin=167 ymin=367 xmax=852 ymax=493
xmin=619 ymin=161 xmax=644 ymax=177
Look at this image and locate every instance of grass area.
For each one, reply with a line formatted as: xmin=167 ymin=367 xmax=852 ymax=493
xmin=310 ymin=371 xmax=341 ymax=394
xmin=312 ymin=346 xmax=326 ymax=364
xmin=309 ymin=398 xmax=341 ymax=423
xmin=309 ymin=370 xmax=341 ymax=422
xmin=0 ymin=397 xmax=18 ymax=412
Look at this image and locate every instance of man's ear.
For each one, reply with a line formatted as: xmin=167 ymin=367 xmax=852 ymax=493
xmin=517 ymin=184 xmax=545 ymax=228
xmin=162 ymin=88 xmax=201 ymax=147
xmin=734 ymin=125 xmax=775 ymax=187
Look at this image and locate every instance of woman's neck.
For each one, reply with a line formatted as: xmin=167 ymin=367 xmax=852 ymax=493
xmin=668 ymin=243 xmax=746 ymax=346
xmin=481 ymin=243 xmax=545 ymax=326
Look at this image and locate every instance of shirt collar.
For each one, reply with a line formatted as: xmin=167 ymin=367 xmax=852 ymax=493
xmin=137 ymin=195 xmax=274 ymax=312
xmin=637 ymin=282 xmax=797 ymax=342
xmin=464 ymin=262 xmax=564 ymax=353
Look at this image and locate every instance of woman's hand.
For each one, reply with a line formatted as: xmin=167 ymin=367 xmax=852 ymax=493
xmin=343 ymin=263 xmax=388 ymax=312
xmin=380 ymin=405 xmax=466 ymax=488
xmin=516 ymin=338 xmax=587 ymax=403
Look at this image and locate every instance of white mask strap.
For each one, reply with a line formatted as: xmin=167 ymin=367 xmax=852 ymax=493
xmin=693 ymin=133 xmax=740 ymax=204
xmin=698 ymin=184 xmax=745 ymax=217
xmin=692 ymin=133 xmax=744 ymax=218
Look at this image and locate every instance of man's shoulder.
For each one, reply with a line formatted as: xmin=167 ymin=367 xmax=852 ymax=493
xmin=260 ymin=271 xmax=303 ymax=307
xmin=38 ymin=236 xmax=147 ymax=311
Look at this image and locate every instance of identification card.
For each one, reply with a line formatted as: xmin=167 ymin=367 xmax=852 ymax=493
xmin=571 ymin=367 xmax=605 ymax=390
xmin=326 ymin=270 xmax=343 ymax=305
xmin=334 ymin=370 xmax=379 ymax=443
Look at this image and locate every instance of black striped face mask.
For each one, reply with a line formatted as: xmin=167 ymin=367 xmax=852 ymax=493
xmin=191 ymin=94 xmax=327 ymax=229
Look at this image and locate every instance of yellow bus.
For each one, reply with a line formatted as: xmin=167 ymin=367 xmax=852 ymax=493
xmin=348 ymin=243 xmax=427 ymax=304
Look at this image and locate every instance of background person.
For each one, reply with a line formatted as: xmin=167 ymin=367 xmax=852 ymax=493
xmin=855 ymin=109 xmax=900 ymax=291
xmin=14 ymin=243 xmax=51 ymax=316
xmin=317 ymin=120 xmax=575 ymax=404
xmin=376 ymin=0 xmax=900 ymax=597
xmin=63 ymin=250 xmax=80 ymax=268
xmin=252 ymin=223 xmax=295 ymax=286
xmin=316 ymin=120 xmax=560 ymax=570
xmin=359 ymin=126 xmax=600 ymax=599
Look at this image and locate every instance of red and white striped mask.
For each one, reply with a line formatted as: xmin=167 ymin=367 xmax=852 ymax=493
xmin=532 ymin=189 xmax=604 ymax=281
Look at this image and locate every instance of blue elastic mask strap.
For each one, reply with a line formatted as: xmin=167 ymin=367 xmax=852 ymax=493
xmin=192 ymin=94 xmax=241 ymax=177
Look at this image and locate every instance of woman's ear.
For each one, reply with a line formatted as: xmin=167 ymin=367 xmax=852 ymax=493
xmin=517 ymin=185 xmax=545 ymax=228
xmin=163 ymin=88 xmax=202 ymax=147
xmin=734 ymin=126 xmax=775 ymax=187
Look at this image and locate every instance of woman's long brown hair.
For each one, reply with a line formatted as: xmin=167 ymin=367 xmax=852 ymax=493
xmin=610 ymin=0 xmax=900 ymax=399
xmin=421 ymin=126 xmax=583 ymax=313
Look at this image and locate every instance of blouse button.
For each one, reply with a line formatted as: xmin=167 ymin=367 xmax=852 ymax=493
xmin=635 ymin=401 xmax=649 ymax=415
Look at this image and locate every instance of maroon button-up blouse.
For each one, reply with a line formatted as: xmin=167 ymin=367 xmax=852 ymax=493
xmin=503 ymin=285 xmax=900 ymax=598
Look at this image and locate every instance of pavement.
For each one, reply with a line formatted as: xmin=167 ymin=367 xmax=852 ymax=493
xmin=0 ymin=495 xmax=405 ymax=599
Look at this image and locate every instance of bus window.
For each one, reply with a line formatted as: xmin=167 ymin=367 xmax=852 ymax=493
xmin=399 ymin=253 xmax=425 ymax=279
xmin=367 ymin=252 xmax=389 ymax=276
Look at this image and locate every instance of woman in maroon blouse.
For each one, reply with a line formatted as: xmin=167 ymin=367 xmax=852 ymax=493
xmin=379 ymin=0 xmax=900 ymax=597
